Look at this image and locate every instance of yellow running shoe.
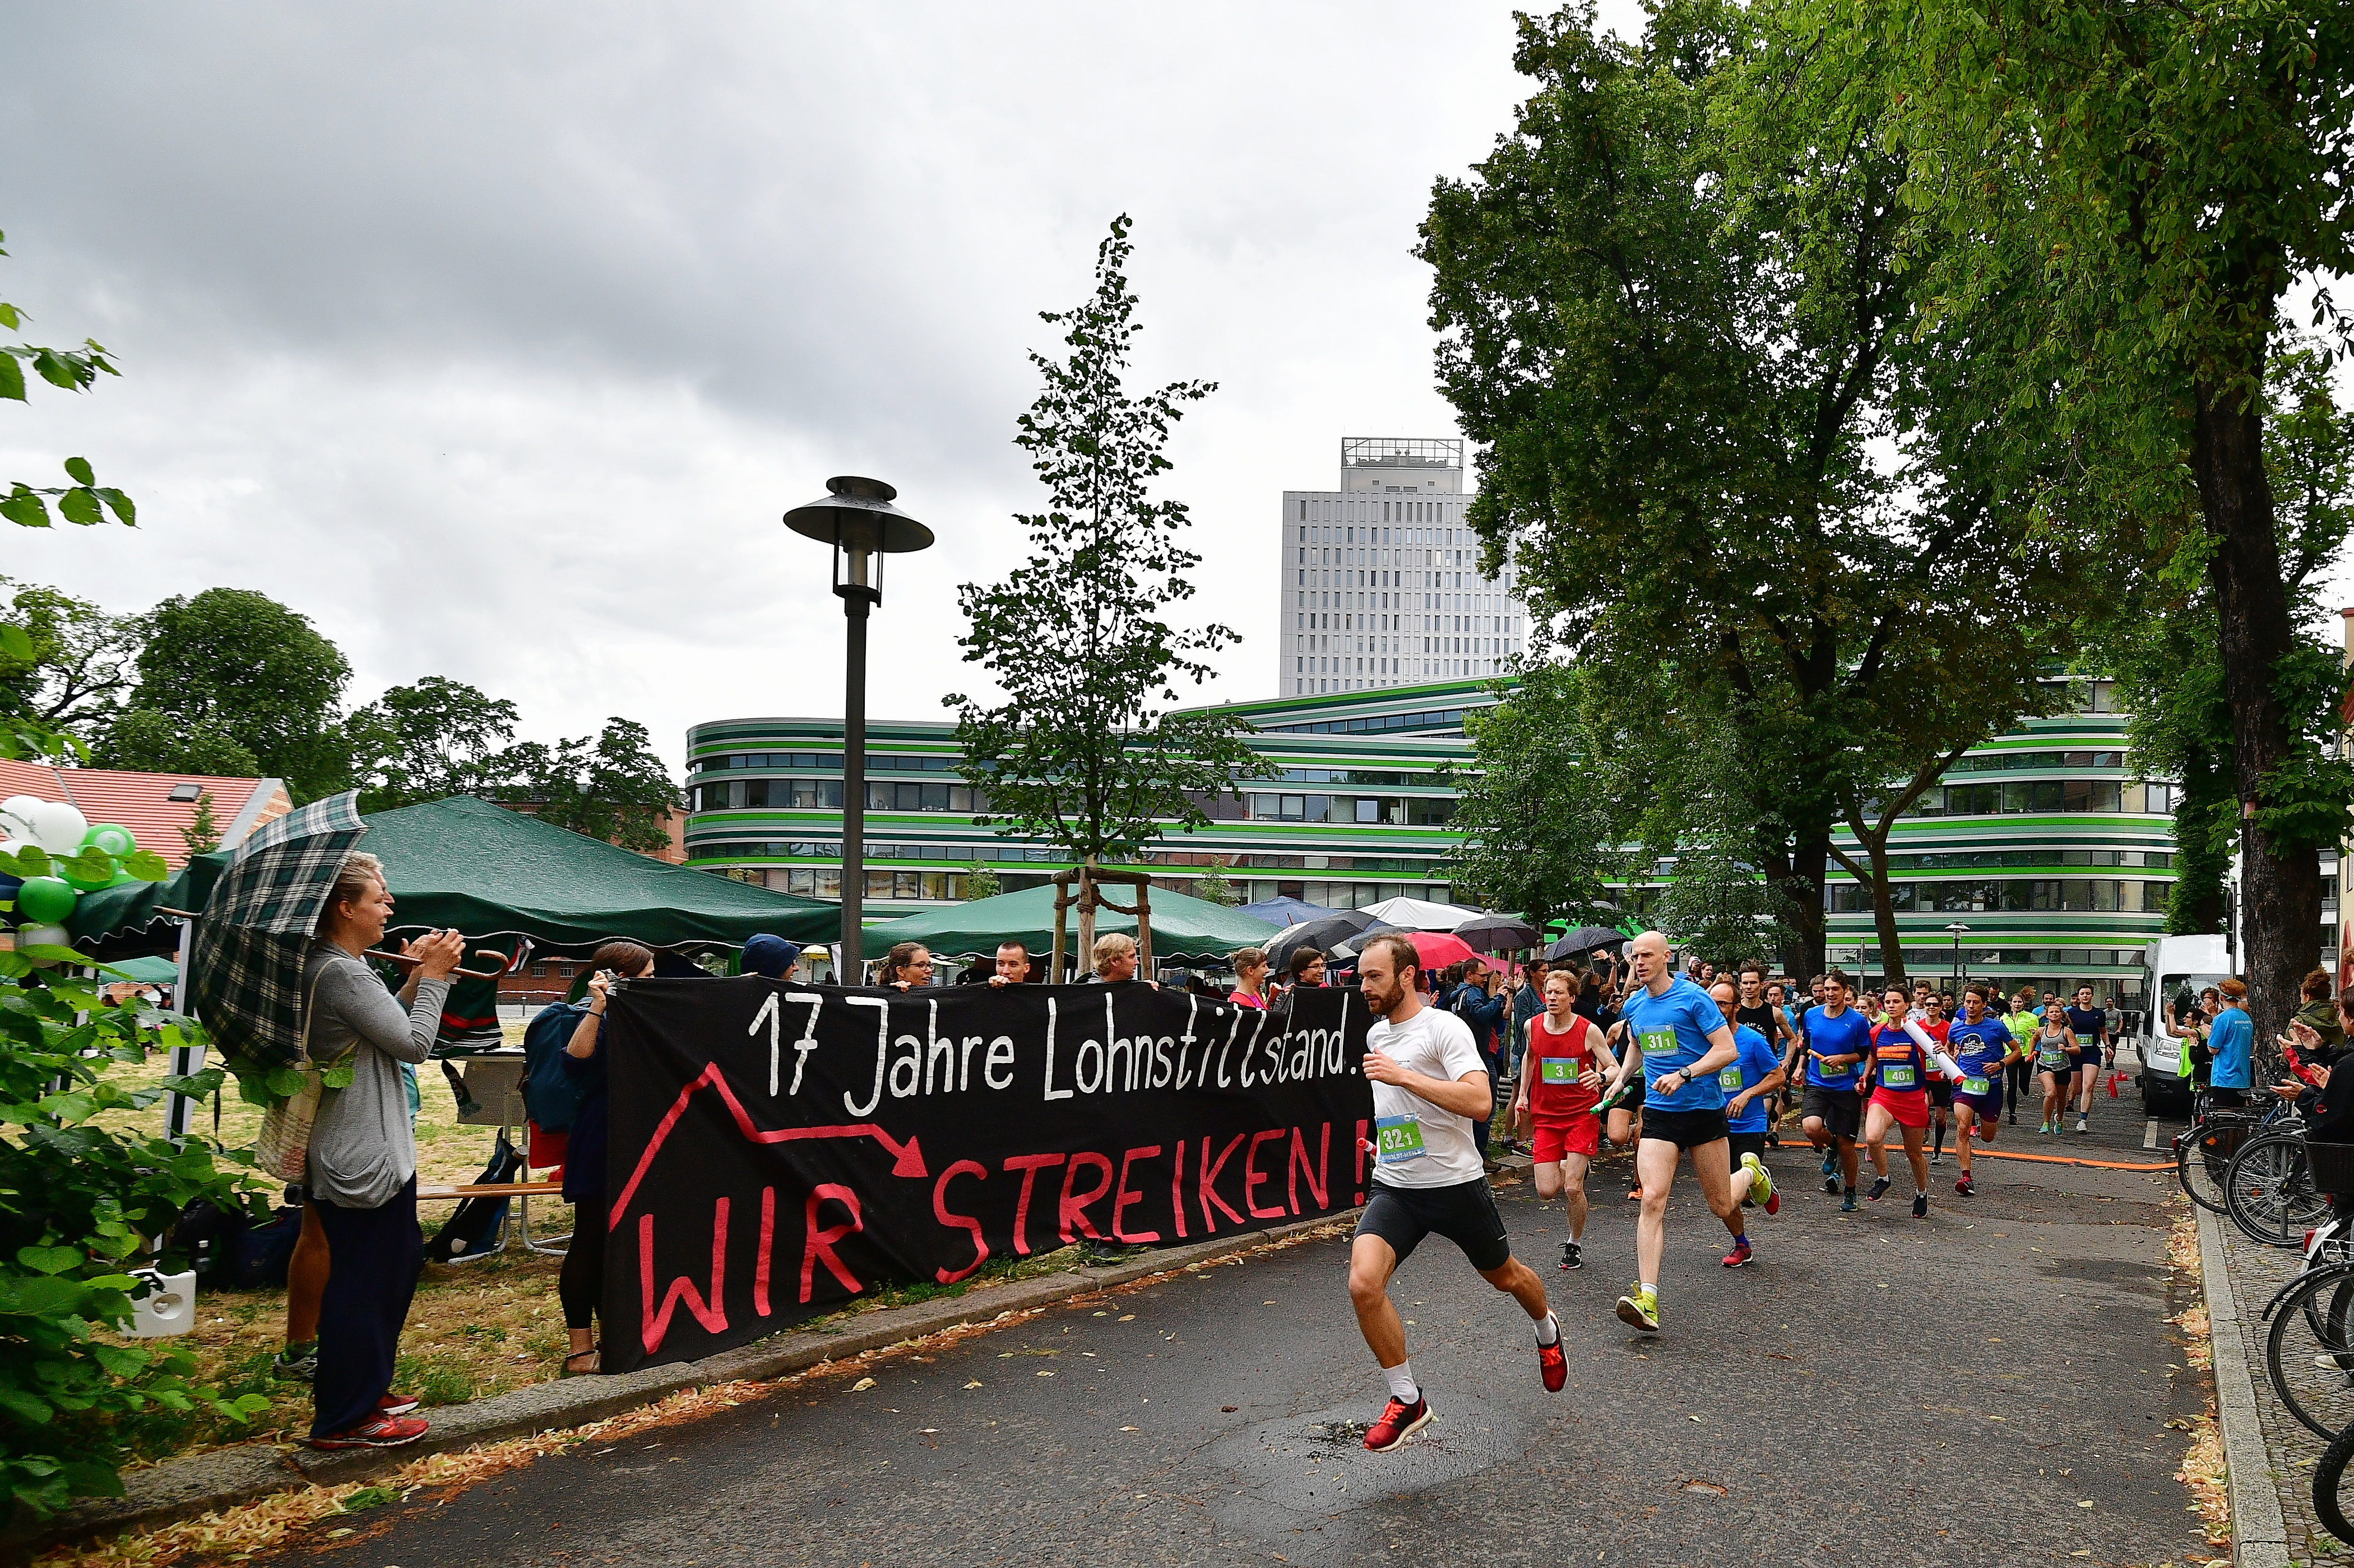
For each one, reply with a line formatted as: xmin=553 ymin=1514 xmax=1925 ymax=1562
xmin=1741 ymin=1152 xmax=1778 ymax=1216
xmin=1615 ymin=1284 xmax=1660 ymax=1333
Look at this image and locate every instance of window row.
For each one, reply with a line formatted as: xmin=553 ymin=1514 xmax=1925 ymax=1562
xmin=1946 ymin=749 xmax=2131 ymax=773
xmin=1884 ymin=849 xmax=2173 ymax=871
xmin=1905 ymin=780 xmax=2172 ymax=817
xmin=1822 ymin=878 xmax=2171 ymax=913
xmin=691 ymin=750 xmax=956 ymax=777
xmin=694 ymin=778 xmax=991 ymax=814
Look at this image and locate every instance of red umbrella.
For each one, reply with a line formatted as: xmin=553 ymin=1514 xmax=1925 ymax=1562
xmin=1406 ymin=930 xmax=1476 ymax=969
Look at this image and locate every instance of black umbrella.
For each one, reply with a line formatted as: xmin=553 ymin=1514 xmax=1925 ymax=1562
xmin=1266 ymin=911 xmax=1373 ymax=971
xmin=1455 ymin=914 xmax=1539 ymax=954
xmin=1329 ymin=921 xmax=1408 ymax=959
xmin=1544 ymin=925 xmax=1629 ymax=962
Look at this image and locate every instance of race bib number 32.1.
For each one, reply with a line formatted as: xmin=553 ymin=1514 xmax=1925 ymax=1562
xmin=1374 ymin=1114 xmax=1427 ymax=1166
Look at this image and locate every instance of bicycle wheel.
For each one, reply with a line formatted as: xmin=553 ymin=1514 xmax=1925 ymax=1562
xmin=2179 ymin=1113 xmax=2255 ymax=1213
xmin=2229 ymin=1132 xmax=2329 ymax=1246
xmin=2315 ymin=1413 xmax=2354 ymax=1547
xmin=2267 ymin=1265 xmax=2354 ymax=1437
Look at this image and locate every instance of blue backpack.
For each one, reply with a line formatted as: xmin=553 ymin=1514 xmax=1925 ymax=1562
xmin=521 ymin=1000 xmax=592 ymax=1133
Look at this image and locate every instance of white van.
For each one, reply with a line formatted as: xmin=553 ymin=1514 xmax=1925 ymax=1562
xmin=2137 ymin=933 xmax=2234 ymax=1116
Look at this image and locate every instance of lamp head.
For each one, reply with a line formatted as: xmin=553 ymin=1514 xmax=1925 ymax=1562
xmin=784 ymin=475 xmax=934 ymax=604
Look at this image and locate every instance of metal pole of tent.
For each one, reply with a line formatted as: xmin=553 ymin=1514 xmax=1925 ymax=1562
xmin=164 ymin=917 xmax=205 ymax=1144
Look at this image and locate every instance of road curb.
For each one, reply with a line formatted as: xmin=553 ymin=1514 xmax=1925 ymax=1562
xmin=13 ymin=1210 xmax=1357 ymax=1557
xmin=2196 ymin=1200 xmax=2293 ymax=1567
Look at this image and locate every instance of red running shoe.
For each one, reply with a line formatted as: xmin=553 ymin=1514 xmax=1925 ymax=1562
xmin=308 ymin=1413 xmax=429 ymax=1450
xmin=1539 ymin=1337 xmax=1567 ymax=1392
xmin=378 ymin=1391 xmax=420 ymax=1417
xmin=1625 ymin=1186 xmax=1643 ymax=1203
xmin=1363 ymin=1395 xmax=1433 ymax=1452
xmin=1763 ymin=1186 xmax=1781 ymax=1217
xmin=1721 ymin=1235 xmax=1754 ymax=1268
xmin=1954 ymin=1175 xmax=1975 ymax=1196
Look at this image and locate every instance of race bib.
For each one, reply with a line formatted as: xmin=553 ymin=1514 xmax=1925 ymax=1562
xmin=1963 ymin=1075 xmax=1991 ymax=1096
xmin=1718 ymin=1065 xmax=1744 ymax=1091
xmin=1639 ymin=1027 xmax=1676 ymax=1059
xmin=2038 ymin=1043 xmax=2066 ymax=1067
xmin=1883 ymin=1064 xmax=1917 ymax=1089
xmin=1374 ymin=1114 xmax=1427 ymax=1166
xmin=1817 ymin=1055 xmax=1852 ymax=1078
xmin=1541 ymin=1059 xmax=1576 ymax=1085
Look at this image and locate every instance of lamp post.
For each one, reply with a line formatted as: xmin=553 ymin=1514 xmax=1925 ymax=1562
xmin=1945 ymin=921 xmax=1971 ymax=992
xmin=785 ymin=476 xmax=934 ymax=978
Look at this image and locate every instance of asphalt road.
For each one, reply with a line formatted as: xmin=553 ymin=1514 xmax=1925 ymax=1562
xmin=269 ymin=1092 xmax=2213 ymax=1568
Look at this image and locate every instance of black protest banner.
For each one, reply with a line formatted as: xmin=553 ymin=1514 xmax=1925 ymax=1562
xmin=600 ymin=978 xmax=1372 ymax=1372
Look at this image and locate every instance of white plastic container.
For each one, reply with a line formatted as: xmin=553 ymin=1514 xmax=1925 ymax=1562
xmin=124 ymin=1268 xmax=196 ymax=1338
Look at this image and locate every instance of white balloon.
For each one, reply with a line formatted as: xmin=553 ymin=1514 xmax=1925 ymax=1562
xmin=17 ymin=922 xmax=71 ymax=963
xmin=25 ymin=800 xmax=88 ymax=856
xmin=0 ymin=795 xmax=43 ymax=839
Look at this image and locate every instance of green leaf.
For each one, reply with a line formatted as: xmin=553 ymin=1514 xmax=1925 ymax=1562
xmin=263 ymin=1068 xmax=308 ymax=1100
xmin=0 ymin=1274 xmax=89 ymax=1315
xmin=95 ymin=487 xmax=135 ymax=526
xmin=318 ymin=1061 xmax=355 ymax=1089
xmin=61 ymin=457 xmax=92 ymax=486
xmin=122 ymin=849 xmax=169 ymax=882
xmin=15 ymin=1246 xmax=82 ymax=1275
xmin=0 ymin=353 xmax=21 ymax=402
xmin=33 ymin=1092 xmax=97 ymax=1123
xmin=0 ymin=623 xmax=30 ymax=662
xmin=55 ymin=488 xmax=99 ymax=526
xmin=0 ymin=301 xmax=19 ymax=328
xmin=30 ymin=349 xmax=75 ymax=390
xmin=0 ymin=486 xmax=49 ymax=528
xmin=0 ymin=1388 xmax=54 ymax=1425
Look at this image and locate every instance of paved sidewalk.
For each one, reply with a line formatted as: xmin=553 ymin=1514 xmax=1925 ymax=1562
xmin=2200 ymin=1201 xmax=2334 ymax=1565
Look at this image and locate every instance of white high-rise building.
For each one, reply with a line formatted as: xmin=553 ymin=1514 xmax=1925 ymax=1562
xmin=1278 ymin=437 xmax=1525 ymax=696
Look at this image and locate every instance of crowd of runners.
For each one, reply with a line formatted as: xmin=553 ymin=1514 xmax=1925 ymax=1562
xmin=1345 ymin=927 xmax=2128 ymax=1451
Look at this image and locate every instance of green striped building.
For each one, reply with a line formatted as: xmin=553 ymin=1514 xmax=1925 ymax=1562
xmin=682 ymin=675 xmax=2302 ymax=1005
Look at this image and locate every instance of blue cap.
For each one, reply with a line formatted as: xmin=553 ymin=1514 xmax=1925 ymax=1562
xmin=742 ymin=934 xmax=801 ymax=978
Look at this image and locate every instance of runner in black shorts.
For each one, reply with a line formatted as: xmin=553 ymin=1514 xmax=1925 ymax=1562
xmin=1348 ymin=934 xmax=1563 ymax=1452
xmin=1798 ymin=971 xmax=1871 ymax=1212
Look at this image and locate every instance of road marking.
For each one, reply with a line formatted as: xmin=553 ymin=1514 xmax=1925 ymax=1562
xmin=2144 ymin=1119 xmax=2160 ymax=1150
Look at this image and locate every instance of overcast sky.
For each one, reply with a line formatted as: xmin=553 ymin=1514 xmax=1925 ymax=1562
xmin=0 ymin=3 xmax=1665 ymax=773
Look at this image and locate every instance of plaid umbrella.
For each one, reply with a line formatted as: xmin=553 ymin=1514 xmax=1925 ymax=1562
xmin=187 ymin=791 xmax=367 ymax=1074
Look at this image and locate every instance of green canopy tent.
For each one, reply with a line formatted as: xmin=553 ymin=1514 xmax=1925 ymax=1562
xmin=68 ymin=794 xmax=837 ymax=955
xmin=863 ymin=882 xmax=1281 ymax=965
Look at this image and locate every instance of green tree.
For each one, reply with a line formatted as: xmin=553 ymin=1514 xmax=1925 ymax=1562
xmin=1880 ymin=0 xmax=2354 ymax=1040
xmin=1192 ymin=858 xmax=1239 ymax=908
xmin=105 ymin=589 xmax=351 ymax=800
xmin=346 ymin=676 xmax=522 ymax=813
xmin=960 ymin=860 xmax=1000 ymax=902
xmin=0 ymin=579 xmax=141 ymax=744
xmin=501 ymin=717 xmax=681 ymax=855
xmin=1420 ymin=2 xmax=2080 ymax=981
xmin=1447 ymin=664 xmax=1626 ymax=933
xmin=949 ymin=216 xmax=1262 ymax=876
xmin=0 ymin=230 xmax=134 ymax=544
xmin=97 ymin=709 xmax=261 ymax=779
xmin=178 ymin=789 xmax=223 ymax=857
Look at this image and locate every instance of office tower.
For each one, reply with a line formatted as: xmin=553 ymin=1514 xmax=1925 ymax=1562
xmin=1278 ymin=437 xmax=1524 ymax=695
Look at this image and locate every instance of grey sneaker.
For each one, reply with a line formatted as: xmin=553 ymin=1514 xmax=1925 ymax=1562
xmin=273 ymin=1345 xmax=318 ymax=1383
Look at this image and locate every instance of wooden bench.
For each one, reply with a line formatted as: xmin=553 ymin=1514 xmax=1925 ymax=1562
xmin=416 ymin=1180 xmax=564 ymax=1201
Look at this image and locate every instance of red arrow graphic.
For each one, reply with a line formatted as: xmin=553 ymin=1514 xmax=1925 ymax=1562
xmin=610 ymin=1061 xmax=926 ymax=1227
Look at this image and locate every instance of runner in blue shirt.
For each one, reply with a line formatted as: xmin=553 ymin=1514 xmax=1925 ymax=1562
xmin=1600 ymin=932 xmax=1758 ymax=1334
xmin=1708 ymin=978 xmax=1783 ymax=1232
xmin=1943 ymin=981 xmax=2017 ymax=1197
xmin=1799 ymin=972 xmax=1872 ymax=1212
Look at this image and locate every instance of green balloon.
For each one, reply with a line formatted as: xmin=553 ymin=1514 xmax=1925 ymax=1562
xmin=15 ymin=875 xmax=76 ymax=924
xmin=83 ymin=823 xmax=136 ymax=858
xmin=61 ymin=858 xmax=115 ymax=893
xmin=107 ymin=866 xmax=140 ymax=887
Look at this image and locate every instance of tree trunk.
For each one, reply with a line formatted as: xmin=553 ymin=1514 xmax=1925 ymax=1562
xmin=2191 ymin=374 xmax=2319 ymax=1056
xmin=1784 ymin=819 xmax=1831 ymax=982
xmin=1074 ymin=856 xmax=1100 ymax=982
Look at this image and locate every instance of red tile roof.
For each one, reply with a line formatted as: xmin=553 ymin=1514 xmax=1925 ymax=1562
xmin=0 ymin=758 xmax=290 ymax=867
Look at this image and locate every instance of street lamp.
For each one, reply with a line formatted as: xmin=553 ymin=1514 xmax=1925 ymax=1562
xmin=1945 ymin=921 xmax=1971 ymax=991
xmin=785 ymin=475 xmax=934 ymax=977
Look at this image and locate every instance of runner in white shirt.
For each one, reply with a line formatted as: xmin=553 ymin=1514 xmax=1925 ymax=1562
xmin=1349 ymin=933 xmax=1565 ymax=1453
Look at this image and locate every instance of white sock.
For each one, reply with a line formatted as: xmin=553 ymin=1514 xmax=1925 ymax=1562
xmin=1382 ymin=1360 xmax=1419 ymax=1404
xmin=1534 ymin=1311 xmax=1559 ymax=1347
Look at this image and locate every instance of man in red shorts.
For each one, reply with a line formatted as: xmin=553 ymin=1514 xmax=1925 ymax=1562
xmin=1511 ymin=969 xmax=1618 ymax=1270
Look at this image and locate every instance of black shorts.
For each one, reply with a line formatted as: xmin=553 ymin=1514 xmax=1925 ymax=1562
xmin=1357 ymin=1177 xmax=1512 ymax=1273
xmin=1927 ymin=1078 xmax=1955 ymax=1107
xmin=1609 ymin=1077 xmax=1646 ymax=1114
xmin=1728 ymin=1129 xmax=1767 ymax=1166
xmin=1642 ymin=1106 xmax=1730 ymax=1151
xmin=1802 ymin=1084 xmax=1861 ymax=1139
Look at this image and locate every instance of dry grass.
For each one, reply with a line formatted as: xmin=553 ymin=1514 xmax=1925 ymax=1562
xmin=2166 ymin=1207 xmax=2230 ymax=1564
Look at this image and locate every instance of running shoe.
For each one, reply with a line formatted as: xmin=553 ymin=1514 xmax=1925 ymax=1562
xmin=1930 ymin=1149 xmax=1944 ymax=1166
xmin=272 ymin=1345 xmax=317 ymax=1383
xmin=1911 ymin=1191 xmax=1928 ymax=1218
xmin=1363 ymin=1395 xmax=1433 ymax=1453
xmin=1867 ymin=1176 xmax=1892 ymax=1202
xmin=1625 ymin=1185 xmax=1643 ymax=1203
xmin=1539 ymin=1337 xmax=1568 ymax=1392
xmin=1740 ymin=1152 xmax=1778 ymax=1216
xmin=1822 ymin=1172 xmax=1841 ymax=1195
xmin=1954 ymin=1175 xmax=1974 ymax=1196
xmin=378 ymin=1391 xmax=420 ymax=1417
xmin=1615 ymin=1284 xmax=1660 ymax=1333
xmin=1559 ymin=1240 xmax=1583 ymax=1270
xmin=2005 ymin=1109 xmax=2017 ymax=1125
xmin=1840 ymin=1190 xmax=1858 ymax=1213
xmin=1721 ymin=1235 xmax=1754 ymax=1268
xmin=2075 ymin=1115 xmax=2089 ymax=1134
xmin=1820 ymin=1149 xmax=1837 ymax=1177
xmin=307 ymin=1414 xmax=429 ymax=1451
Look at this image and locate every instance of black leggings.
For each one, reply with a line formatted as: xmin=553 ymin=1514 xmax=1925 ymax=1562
xmin=559 ymin=1194 xmax=608 ymax=1332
